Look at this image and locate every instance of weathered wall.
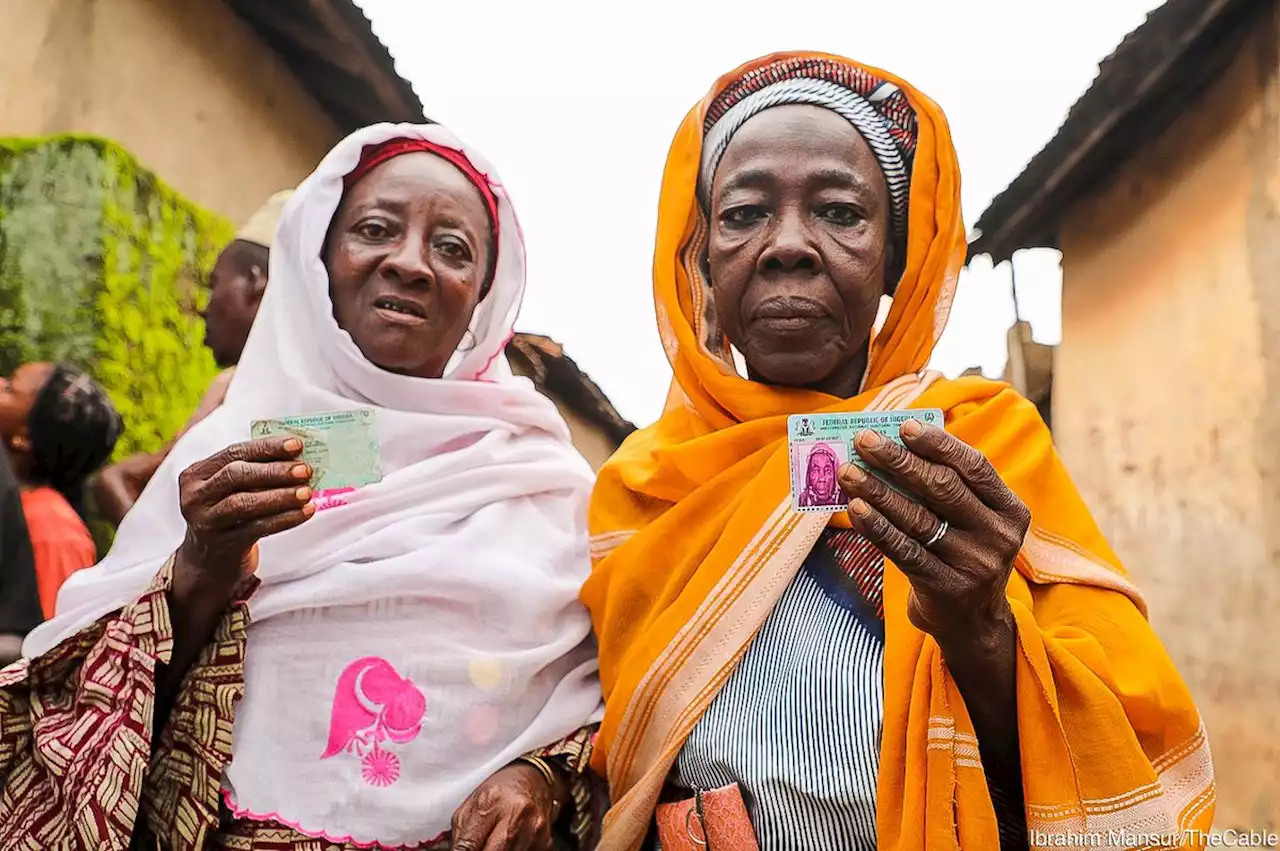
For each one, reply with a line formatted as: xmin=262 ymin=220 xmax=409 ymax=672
xmin=0 ymin=0 xmax=338 ymax=222
xmin=1055 ymin=18 xmax=1280 ymax=830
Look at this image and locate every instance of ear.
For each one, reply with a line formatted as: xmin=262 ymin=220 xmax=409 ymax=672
xmin=248 ymin=264 xmax=269 ymax=304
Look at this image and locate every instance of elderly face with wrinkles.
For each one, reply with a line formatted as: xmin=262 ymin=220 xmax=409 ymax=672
xmin=708 ymin=105 xmax=893 ymax=397
xmin=325 ymin=152 xmax=495 ymax=380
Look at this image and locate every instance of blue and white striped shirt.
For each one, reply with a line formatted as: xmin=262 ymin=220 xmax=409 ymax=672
xmin=673 ymin=540 xmax=885 ymax=850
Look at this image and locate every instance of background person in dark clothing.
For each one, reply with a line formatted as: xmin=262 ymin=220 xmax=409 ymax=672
xmin=0 ymin=449 xmax=41 ymax=665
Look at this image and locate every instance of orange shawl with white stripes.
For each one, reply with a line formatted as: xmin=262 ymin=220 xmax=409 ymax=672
xmin=582 ymin=51 xmax=1214 ymax=851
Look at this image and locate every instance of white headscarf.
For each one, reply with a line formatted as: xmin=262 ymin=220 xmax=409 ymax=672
xmin=24 ymin=123 xmax=603 ymax=846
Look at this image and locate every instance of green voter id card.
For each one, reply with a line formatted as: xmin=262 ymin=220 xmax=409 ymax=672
xmin=787 ymin=408 xmax=945 ymax=512
xmin=250 ymin=408 xmax=383 ymax=493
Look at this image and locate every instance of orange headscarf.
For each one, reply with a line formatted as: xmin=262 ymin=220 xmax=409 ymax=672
xmin=583 ymin=52 xmax=1214 ymax=851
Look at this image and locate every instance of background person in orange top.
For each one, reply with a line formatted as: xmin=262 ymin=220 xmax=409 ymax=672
xmin=0 ymin=362 xmax=122 ymax=617
xmin=93 ymin=190 xmax=291 ymax=527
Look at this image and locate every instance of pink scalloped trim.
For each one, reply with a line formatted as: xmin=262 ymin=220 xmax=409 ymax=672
xmin=220 ymin=788 xmax=448 ymax=850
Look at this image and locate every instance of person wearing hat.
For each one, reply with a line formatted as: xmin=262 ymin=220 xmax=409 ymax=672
xmin=93 ymin=191 xmax=292 ymax=527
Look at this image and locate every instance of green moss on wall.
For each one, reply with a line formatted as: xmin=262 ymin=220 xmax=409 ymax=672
xmin=0 ymin=135 xmax=234 ymax=461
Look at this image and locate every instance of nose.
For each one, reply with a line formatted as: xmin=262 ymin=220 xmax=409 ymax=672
xmin=758 ymin=209 xmax=822 ymax=274
xmin=381 ymin=231 xmax=435 ymax=288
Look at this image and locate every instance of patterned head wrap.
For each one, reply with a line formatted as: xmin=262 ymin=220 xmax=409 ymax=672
xmin=699 ymin=57 xmax=919 ymax=244
xmin=28 ymin=364 xmax=123 ymax=518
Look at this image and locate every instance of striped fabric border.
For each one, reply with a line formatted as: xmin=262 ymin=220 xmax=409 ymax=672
xmin=1024 ymin=725 xmax=1214 ymax=850
xmin=1018 ymin=528 xmax=1148 ymax=616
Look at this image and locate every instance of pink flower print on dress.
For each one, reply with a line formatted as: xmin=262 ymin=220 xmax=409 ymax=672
xmin=361 ymin=747 xmax=401 ymax=787
xmin=321 ymin=657 xmax=427 ymax=788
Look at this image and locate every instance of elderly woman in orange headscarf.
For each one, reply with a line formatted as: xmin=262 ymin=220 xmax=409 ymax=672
xmin=583 ymin=53 xmax=1214 ymax=851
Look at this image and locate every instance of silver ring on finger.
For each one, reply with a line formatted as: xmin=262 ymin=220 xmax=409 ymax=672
xmin=923 ymin=519 xmax=949 ymax=548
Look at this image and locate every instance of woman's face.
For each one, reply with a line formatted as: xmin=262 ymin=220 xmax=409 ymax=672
xmin=708 ymin=105 xmax=892 ymax=394
xmin=0 ymin=362 xmax=53 ymax=445
xmin=326 ymin=152 xmax=494 ymax=380
xmin=807 ymin=450 xmax=837 ymax=497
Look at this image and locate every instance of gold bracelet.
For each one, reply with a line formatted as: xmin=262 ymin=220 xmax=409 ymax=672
xmin=518 ymin=755 xmax=559 ymax=789
xmin=518 ymin=756 xmax=565 ymax=820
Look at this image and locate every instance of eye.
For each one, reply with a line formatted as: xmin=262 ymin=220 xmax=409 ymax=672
xmin=818 ymin=204 xmax=864 ymax=227
xmin=436 ymin=237 xmax=472 ymax=262
xmin=721 ymin=205 xmax=767 ymax=229
xmin=355 ymin=218 xmax=392 ymax=240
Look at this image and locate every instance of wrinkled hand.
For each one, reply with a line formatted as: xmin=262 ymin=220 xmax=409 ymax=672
xmin=838 ymin=419 xmax=1031 ymax=643
xmin=451 ymin=761 xmax=565 ymax=851
xmin=176 ymin=437 xmax=315 ymax=586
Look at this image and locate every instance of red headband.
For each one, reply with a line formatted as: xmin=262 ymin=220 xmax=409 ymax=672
xmin=343 ymin=137 xmax=500 ymax=237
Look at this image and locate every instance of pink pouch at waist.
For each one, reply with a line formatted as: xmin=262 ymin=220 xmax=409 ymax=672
xmin=655 ymin=783 xmax=760 ymax=851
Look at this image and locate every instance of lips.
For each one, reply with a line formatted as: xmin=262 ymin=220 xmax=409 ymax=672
xmin=753 ymin=297 xmax=828 ymax=320
xmin=751 ymin=297 xmax=830 ymax=331
xmin=373 ymin=294 xmax=428 ymax=325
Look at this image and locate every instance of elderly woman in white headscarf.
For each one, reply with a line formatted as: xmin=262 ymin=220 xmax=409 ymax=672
xmin=0 ymin=124 xmax=604 ymax=851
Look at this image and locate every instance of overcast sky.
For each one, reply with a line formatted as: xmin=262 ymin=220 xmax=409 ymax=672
xmin=355 ymin=0 xmax=1164 ymax=425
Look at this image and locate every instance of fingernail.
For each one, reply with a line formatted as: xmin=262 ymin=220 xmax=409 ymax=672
xmin=295 ymin=487 xmax=312 ymax=502
xmin=301 ymin=502 xmax=317 ymax=517
xmin=841 ymin=464 xmax=866 ymax=484
xmin=284 ymin=438 xmax=303 ymax=453
xmin=856 ymin=430 xmax=881 ymax=448
xmin=849 ymin=498 xmax=870 ymax=517
xmin=291 ymin=464 xmax=310 ymax=479
xmin=901 ymin=419 xmax=923 ymax=437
